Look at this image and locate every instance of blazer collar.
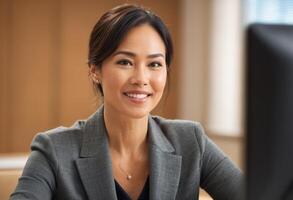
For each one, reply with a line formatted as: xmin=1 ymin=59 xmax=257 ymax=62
xmin=147 ymin=115 xmax=175 ymax=153
xmin=76 ymin=106 xmax=117 ymax=200
xmin=147 ymin=115 xmax=182 ymax=200
xmin=80 ymin=106 xmax=107 ymax=157
xmin=76 ymin=106 xmax=182 ymax=200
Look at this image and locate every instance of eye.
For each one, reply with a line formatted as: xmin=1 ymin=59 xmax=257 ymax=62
xmin=148 ymin=62 xmax=162 ymax=68
xmin=116 ymin=59 xmax=132 ymax=66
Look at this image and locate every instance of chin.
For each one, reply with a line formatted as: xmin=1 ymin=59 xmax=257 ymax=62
xmin=127 ymin=111 xmax=150 ymax=119
xmin=124 ymin=107 xmax=151 ymax=119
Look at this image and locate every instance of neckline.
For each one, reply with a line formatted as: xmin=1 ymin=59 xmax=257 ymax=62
xmin=114 ymin=176 xmax=150 ymax=200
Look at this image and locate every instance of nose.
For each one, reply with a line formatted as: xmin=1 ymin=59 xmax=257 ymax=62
xmin=130 ymin=65 xmax=148 ymax=86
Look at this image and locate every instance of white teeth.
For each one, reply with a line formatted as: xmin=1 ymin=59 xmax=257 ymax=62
xmin=125 ymin=93 xmax=148 ymax=99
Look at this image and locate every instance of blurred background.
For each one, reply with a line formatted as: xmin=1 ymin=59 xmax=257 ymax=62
xmin=2 ymin=0 xmax=293 ymax=199
xmin=2 ymin=0 xmax=293 ymax=169
xmin=0 ymin=0 xmax=245 ymax=170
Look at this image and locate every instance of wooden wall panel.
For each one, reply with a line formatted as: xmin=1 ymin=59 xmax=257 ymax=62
xmin=0 ymin=0 xmax=60 ymax=152
xmin=0 ymin=0 xmax=9 ymax=152
xmin=0 ymin=0 xmax=181 ymax=152
xmin=11 ymin=0 xmax=58 ymax=151
xmin=58 ymin=0 xmax=117 ymax=126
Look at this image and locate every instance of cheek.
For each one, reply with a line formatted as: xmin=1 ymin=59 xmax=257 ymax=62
xmin=102 ymin=69 xmax=128 ymax=93
xmin=153 ymin=71 xmax=167 ymax=91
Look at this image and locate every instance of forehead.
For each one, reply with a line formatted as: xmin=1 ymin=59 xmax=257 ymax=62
xmin=114 ymin=24 xmax=166 ymax=55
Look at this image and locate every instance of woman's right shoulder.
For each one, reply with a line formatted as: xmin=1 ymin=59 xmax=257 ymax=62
xmin=31 ymin=120 xmax=87 ymax=157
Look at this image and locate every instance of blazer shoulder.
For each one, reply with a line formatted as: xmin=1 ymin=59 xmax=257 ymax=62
xmin=34 ymin=120 xmax=85 ymax=140
xmin=31 ymin=120 xmax=86 ymax=158
xmin=150 ymin=115 xmax=207 ymax=154
xmin=151 ymin=115 xmax=204 ymax=135
xmin=151 ymin=115 xmax=198 ymax=125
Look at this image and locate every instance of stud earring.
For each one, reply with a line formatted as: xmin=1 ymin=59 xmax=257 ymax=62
xmin=92 ymin=74 xmax=100 ymax=83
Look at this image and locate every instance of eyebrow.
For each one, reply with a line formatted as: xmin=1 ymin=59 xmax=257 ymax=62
xmin=112 ymin=51 xmax=165 ymax=58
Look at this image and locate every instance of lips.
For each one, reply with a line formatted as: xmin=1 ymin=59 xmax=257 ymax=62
xmin=125 ymin=93 xmax=148 ymax=99
xmin=123 ymin=91 xmax=152 ymax=101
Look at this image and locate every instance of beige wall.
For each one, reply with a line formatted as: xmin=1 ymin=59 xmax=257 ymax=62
xmin=0 ymin=0 xmax=181 ymax=152
xmin=179 ymin=0 xmax=210 ymax=123
xmin=179 ymin=0 xmax=244 ymax=171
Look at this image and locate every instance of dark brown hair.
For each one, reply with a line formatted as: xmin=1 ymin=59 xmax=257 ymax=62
xmin=88 ymin=4 xmax=173 ymax=96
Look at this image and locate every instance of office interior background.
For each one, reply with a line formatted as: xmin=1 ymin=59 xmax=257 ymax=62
xmin=1 ymin=0 xmax=293 ymax=180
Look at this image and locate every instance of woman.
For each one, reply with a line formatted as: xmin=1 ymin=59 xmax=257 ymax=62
xmin=10 ymin=4 xmax=243 ymax=200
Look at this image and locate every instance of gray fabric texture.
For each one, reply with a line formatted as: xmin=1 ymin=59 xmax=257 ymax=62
xmin=10 ymin=106 xmax=243 ymax=200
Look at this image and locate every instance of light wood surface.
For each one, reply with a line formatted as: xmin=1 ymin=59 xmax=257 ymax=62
xmin=0 ymin=169 xmax=22 ymax=200
xmin=0 ymin=153 xmax=28 ymax=170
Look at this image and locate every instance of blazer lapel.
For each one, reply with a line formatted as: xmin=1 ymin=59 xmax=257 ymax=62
xmin=75 ymin=107 xmax=117 ymax=200
xmin=148 ymin=117 xmax=182 ymax=200
xmin=75 ymin=107 xmax=182 ymax=200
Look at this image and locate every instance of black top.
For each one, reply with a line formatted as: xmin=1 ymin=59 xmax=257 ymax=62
xmin=115 ymin=177 xmax=149 ymax=200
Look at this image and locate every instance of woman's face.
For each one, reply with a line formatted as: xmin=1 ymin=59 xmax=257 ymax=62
xmin=94 ymin=24 xmax=167 ymax=119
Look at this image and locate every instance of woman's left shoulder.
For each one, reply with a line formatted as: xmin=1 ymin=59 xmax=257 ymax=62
xmin=150 ymin=115 xmax=206 ymax=144
xmin=151 ymin=115 xmax=200 ymax=129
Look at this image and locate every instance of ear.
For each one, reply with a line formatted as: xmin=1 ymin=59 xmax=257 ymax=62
xmin=89 ymin=64 xmax=101 ymax=83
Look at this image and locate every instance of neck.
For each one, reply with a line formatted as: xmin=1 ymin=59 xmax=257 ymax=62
xmin=103 ymin=107 xmax=149 ymax=156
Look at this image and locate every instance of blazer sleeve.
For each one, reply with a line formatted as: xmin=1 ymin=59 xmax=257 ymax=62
xmin=196 ymin=124 xmax=244 ymax=200
xmin=10 ymin=133 xmax=57 ymax=200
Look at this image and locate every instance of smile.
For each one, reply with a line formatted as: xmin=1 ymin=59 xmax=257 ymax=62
xmin=123 ymin=92 xmax=152 ymax=102
xmin=125 ymin=93 xmax=148 ymax=98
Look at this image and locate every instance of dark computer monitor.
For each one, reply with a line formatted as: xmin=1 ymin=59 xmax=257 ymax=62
xmin=246 ymin=23 xmax=293 ymax=200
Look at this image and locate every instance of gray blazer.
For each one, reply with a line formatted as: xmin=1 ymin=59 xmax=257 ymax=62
xmin=10 ymin=106 xmax=243 ymax=200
